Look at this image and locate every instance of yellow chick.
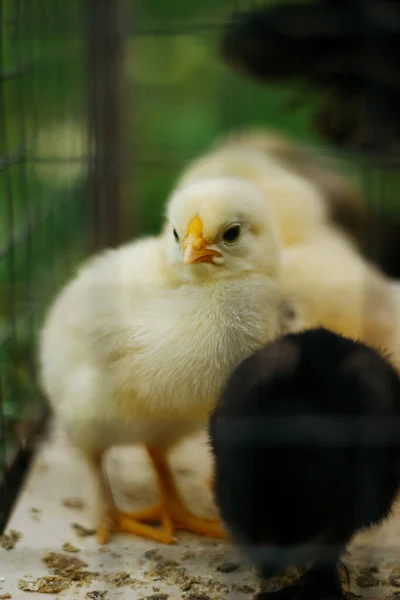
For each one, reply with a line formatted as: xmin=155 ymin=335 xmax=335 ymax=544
xmin=213 ymin=126 xmax=364 ymax=243
xmin=174 ymin=128 xmax=399 ymax=365
xmin=38 ymin=176 xmax=285 ymax=545
xmin=177 ymin=129 xmax=332 ymax=248
xmin=280 ymin=225 xmax=399 ymax=366
xmin=220 ymin=128 xmax=400 ymax=280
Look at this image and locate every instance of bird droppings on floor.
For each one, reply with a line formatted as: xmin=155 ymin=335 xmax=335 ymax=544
xmin=2 ymin=425 xmax=400 ymax=599
xmin=71 ymin=523 xmax=97 ymax=538
xmin=0 ymin=530 xmax=22 ymax=551
xmin=41 ymin=551 xmax=89 ymax=573
xmin=18 ymin=574 xmax=70 ymax=593
xmin=29 ymin=507 xmax=42 ymax=522
xmin=139 ymin=595 xmax=169 ymax=600
xmin=62 ymin=498 xmax=86 ymax=511
xmin=62 ymin=542 xmax=81 ymax=553
xmin=215 ymin=561 xmax=240 ymax=573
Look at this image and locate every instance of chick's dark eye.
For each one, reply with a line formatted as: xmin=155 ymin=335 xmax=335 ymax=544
xmin=222 ymin=225 xmax=241 ymax=244
xmin=173 ymin=228 xmax=179 ymax=242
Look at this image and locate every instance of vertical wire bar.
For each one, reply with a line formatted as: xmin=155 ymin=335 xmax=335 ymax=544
xmin=54 ymin=0 xmax=74 ymax=285
xmin=0 ymin=0 xmax=17 ymax=508
xmin=44 ymin=0 xmax=55 ymax=296
xmin=85 ymin=0 xmax=130 ymax=252
xmin=26 ymin=0 xmax=41 ymax=339
xmin=14 ymin=0 xmax=35 ymax=397
xmin=58 ymin=0 xmax=71 ymax=280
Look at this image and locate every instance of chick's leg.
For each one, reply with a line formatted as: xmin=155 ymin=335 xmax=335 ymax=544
xmin=129 ymin=446 xmax=225 ymax=539
xmin=85 ymin=452 xmax=174 ymax=545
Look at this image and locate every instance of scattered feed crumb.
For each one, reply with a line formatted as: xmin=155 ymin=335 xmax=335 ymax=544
xmin=356 ymin=572 xmax=378 ymax=588
xmin=139 ymin=595 xmax=169 ymax=600
xmin=42 ymin=551 xmax=88 ymax=573
xmin=71 ymin=522 xmax=96 ymax=537
xmin=41 ymin=551 xmax=98 ymax=589
xmin=232 ymin=583 xmax=256 ymax=594
xmin=216 ymin=561 xmax=240 ymax=573
xmin=30 ymin=507 xmax=41 ymax=521
xmin=143 ymin=549 xmax=234 ymax=598
xmin=18 ymin=575 xmax=69 ymax=594
xmin=144 ymin=549 xmax=163 ymax=561
xmin=103 ymin=571 xmax=135 ymax=587
xmin=0 ymin=530 xmax=22 ymax=550
xmin=62 ymin=542 xmax=81 ymax=553
xmin=63 ymin=498 xmax=86 ymax=510
xmin=86 ymin=592 xmax=107 ymax=599
xmin=389 ymin=574 xmax=400 ymax=588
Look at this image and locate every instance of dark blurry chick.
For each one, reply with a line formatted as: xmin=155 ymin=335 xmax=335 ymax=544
xmin=209 ymin=327 xmax=400 ymax=600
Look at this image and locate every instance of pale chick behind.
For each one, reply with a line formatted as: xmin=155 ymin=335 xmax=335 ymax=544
xmin=175 ymin=129 xmax=400 ymax=367
xmin=280 ymin=227 xmax=400 ymax=368
xmin=39 ymin=176 xmax=286 ymax=545
xmin=177 ymin=130 xmax=331 ymax=248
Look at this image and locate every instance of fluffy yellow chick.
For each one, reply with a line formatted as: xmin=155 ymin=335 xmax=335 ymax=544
xmin=38 ymin=176 xmax=285 ymax=545
xmin=213 ymin=127 xmax=364 ymax=242
xmin=280 ymin=226 xmax=399 ymax=366
xmin=177 ymin=129 xmax=335 ymax=248
xmin=174 ymin=129 xmax=399 ymax=365
xmin=219 ymin=128 xmax=400 ymax=280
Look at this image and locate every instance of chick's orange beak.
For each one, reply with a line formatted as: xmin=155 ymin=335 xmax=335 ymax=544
xmin=182 ymin=215 xmax=221 ymax=265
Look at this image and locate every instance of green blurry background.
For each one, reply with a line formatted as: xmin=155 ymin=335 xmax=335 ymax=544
xmin=0 ymin=0 xmax=395 ymax=475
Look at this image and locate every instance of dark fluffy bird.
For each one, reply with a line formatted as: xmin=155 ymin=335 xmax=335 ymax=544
xmin=221 ymin=0 xmax=400 ymax=153
xmin=219 ymin=0 xmax=400 ymax=277
xmin=209 ymin=327 xmax=400 ymax=600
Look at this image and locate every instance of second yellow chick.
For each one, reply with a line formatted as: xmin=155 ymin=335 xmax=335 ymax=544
xmin=175 ymin=128 xmax=399 ymax=365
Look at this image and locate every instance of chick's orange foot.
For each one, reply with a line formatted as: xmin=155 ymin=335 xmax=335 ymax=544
xmin=97 ymin=507 xmax=176 ymax=545
xmin=128 ymin=501 xmax=225 ymax=539
xmin=127 ymin=445 xmax=226 ymax=540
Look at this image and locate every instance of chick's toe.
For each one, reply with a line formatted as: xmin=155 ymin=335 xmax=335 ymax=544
xmin=128 ymin=502 xmax=225 ymax=539
xmin=126 ymin=446 xmax=226 ymax=539
xmin=97 ymin=506 xmax=176 ymax=545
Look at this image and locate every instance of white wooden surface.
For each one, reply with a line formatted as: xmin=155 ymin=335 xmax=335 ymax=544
xmin=0 ymin=423 xmax=256 ymax=599
xmin=2 ymin=422 xmax=400 ymax=599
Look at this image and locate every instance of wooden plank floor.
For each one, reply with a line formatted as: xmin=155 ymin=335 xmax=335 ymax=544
xmin=0 ymin=424 xmax=255 ymax=599
xmin=2 ymin=422 xmax=400 ymax=599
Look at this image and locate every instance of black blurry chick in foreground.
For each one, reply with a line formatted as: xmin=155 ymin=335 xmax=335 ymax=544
xmin=209 ymin=327 xmax=400 ymax=600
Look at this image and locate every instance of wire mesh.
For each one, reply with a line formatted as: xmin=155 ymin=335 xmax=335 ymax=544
xmin=0 ymin=0 xmax=90 ymax=529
